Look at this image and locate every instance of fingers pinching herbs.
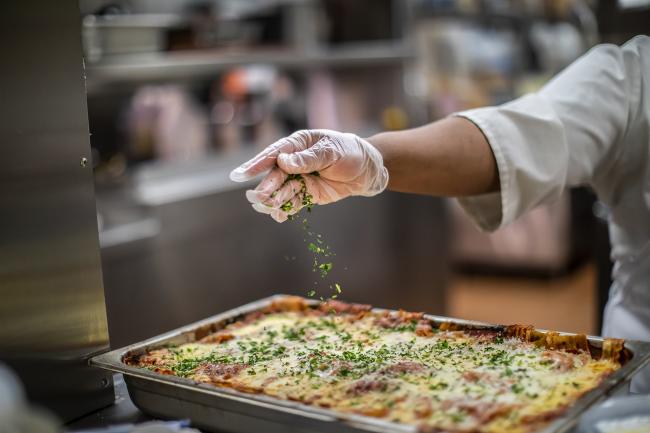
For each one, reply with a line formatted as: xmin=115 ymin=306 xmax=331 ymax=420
xmin=245 ymin=168 xmax=287 ymax=205
xmin=270 ymin=204 xmax=293 ymax=223
xmin=280 ymin=195 xmax=303 ymax=217
xmin=250 ymin=201 xmax=296 ymax=223
xmin=249 ymin=171 xmax=314 ymax=222
xmin=267 ymin=194 xmax=303 ymax=223
xmin=251 ymin=202 xmax=275 ymax=215
xmin=229 ymin=130 xmax=314 ymax=182
xmin=301 ymin=173 xmax=332 ymax=205
xmin=233 ymin=128 xmax=389 ymax=222
xmin=267 ymin=174 xmax=315 ymax=222
xmin=263 ymin=178 xmax=303 ymax=209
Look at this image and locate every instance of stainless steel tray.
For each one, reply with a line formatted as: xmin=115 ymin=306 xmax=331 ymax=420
xmin=91 ymin=295 xmax=650 ymax=433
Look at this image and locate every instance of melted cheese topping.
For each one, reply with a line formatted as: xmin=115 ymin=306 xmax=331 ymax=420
xmin=135 ymin=311 xmax=620 ymax=433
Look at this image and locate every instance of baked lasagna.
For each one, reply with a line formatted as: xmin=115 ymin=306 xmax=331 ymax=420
xmin=128 ymin=297 xmax=625 ymax=433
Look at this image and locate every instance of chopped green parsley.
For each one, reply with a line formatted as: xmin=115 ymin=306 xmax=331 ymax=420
xmin=278 ymin=172 xmax=343 ymax=301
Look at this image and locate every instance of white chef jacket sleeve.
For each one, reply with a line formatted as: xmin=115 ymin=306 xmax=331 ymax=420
xmin=453 ymin=36 xmax=647 ymax=232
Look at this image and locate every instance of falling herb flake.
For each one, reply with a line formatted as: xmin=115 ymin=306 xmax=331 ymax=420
xmin=280 ymin=201 xmax=293 ymax=213
xmin=278 ymin=172 xmax=344 ymax=301
xmin=318 ymin=262 xmax=333 ymax=276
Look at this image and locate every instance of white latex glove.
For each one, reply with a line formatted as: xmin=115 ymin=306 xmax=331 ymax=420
xmin=229 ymin=129 xmax=389 ymax=222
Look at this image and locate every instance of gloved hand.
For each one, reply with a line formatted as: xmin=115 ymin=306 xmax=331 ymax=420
xmin=229 ymin=129 xmax=389 ymax=222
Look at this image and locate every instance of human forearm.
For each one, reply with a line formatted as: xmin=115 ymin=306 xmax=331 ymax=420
xmin=367 ymin=116 xmax=499 ymax=197
xmin=231 ymin=117 xmax=500 ymax=222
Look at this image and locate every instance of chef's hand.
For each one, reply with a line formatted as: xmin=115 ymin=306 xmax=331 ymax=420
xmin=229 ymin=129 xmax=389 ymax=222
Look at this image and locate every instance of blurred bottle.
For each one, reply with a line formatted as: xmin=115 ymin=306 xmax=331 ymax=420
xmin=124 ymin=85 xmax=209 ymax=163
xmin=166 ymin=2 xmax=219 ymax=51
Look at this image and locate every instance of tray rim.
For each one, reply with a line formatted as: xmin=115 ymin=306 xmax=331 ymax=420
xmin=91 ymin=294 xmax=650 ymax=433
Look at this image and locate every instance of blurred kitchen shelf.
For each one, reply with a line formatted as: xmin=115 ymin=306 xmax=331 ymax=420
xmin=415 ymin=7 xmax=544 ymax=25
xmin=131 ymin=148 xmax=259 ymax=206
xmin=85 ymin=42 xmax=414 ymax=91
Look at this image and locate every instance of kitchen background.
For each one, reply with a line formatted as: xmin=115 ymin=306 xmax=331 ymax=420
xmin=81 ymin=0 xmax=650 ymax=348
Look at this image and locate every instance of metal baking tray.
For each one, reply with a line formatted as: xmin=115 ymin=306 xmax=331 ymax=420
xmin=91 ymin=295 xmax=650 ymax=433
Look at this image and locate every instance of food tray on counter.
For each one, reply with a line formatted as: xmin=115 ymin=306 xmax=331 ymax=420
xmin=91 ymin=295 xmax=650 ymax=433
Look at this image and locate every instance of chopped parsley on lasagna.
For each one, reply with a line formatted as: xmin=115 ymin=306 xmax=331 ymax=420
xmin=128 ymin=297 xmax=624 ymax=433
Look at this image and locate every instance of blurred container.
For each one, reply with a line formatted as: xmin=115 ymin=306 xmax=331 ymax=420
xmin=83 ymin=14 xmax=184 ymax=61
xmin=124 ymin=85 xmax=208 ymax=162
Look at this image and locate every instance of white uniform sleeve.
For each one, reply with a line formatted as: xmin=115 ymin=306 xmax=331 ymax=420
xmin=454 ymin=36 xmax=647 ymax=231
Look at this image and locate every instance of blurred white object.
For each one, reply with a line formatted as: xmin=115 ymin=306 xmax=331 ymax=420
xmin=618 ymin=0 xmax=650 ymax=8
xmin=530 ymin=22 xmax=584 ymax=72
xmin=0 ymin=363 xmax=23 ymax=416
xmin=82 ymin=14 xmax=183 ymax=61
xmin=240 ymin=65 xmax=277 ymax=94
xmin=577 ymin=395 xmax=650 ymax=433
xmin=0 ymin=363 xmax=59 ymax=433
xmin=82 ymin=14 xmax=183 ymax=62
xmin=126 ymin=86 xmax=208 ymax=162
xmin=230 ymin=129 xmax=388 ymax=223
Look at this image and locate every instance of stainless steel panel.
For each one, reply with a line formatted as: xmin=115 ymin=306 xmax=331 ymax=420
xmin=0 ymin=0 xmax=113 ymax=422
xmin=92 ymin=295 xmax=650 ymax=433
